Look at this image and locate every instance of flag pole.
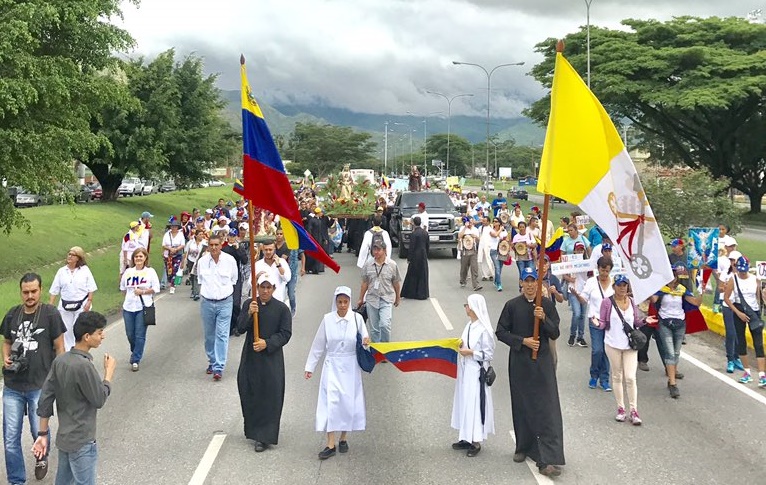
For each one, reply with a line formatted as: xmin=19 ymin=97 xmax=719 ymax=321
xmin=532 ymin=194 xmax=551 ymax=361
xmin=247 ymin=201 xmax=260 ymax=341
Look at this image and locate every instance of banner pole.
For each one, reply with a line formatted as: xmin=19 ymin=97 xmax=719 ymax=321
xmin=247 ymin=201 xmax=260 ymax=341
xmin=532 ymin=193 xmax=551 ymax=361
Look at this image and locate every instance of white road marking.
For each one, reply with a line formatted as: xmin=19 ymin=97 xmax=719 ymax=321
xmin=104 ymin=293 xmax=167 ymax=334
xmin=508 ymin=431 xmax=555 ymax=484
xmin=430 ymin=297 xmax=453 ymax=330
xmin=680 ymin=351 xmax=766 ymax=406
xmin=188 ymin=433 xmax=227 ymax=485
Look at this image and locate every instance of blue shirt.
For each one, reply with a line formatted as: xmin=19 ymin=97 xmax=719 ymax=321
xmin=491 ymin=197 xmax=507 ymax=216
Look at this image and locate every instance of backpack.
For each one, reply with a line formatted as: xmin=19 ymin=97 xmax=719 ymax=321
xmin=368 ymin=229 xmax=385 ymax=259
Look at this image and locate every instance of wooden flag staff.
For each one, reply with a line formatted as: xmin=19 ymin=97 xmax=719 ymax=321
xmin=247 ymin=202 xmax=259 ymax=341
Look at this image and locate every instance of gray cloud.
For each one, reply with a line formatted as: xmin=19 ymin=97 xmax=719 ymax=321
xmin=119 ymin=0 xmax=762 ymax=118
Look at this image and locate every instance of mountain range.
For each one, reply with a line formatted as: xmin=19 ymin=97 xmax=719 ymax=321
xmin=220 ymin=90 xmax=545 ymax=148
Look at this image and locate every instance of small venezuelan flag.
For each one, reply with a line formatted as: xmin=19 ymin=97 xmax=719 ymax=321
xmin=369 ymin=338 xmax=461 ymax=378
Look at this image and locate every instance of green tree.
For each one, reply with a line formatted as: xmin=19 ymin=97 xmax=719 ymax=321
xmin=526 ymin=17 xmax=766 ymax=213
xmin=0 ymin=0 xmax=135 ymax=231
xmin=287 ymin=122 xmax=376 ymax=177
xmin=644 ymin=170 xmax=740 ymax=239
xmin=425 ymin=133 xmax=472 ymax=176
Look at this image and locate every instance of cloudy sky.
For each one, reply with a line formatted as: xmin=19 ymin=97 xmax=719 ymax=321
xmin=118 ymin=0 xmax=758 ymax=118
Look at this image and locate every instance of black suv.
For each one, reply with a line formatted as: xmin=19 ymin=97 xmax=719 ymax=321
xmin=390 ymin=191 xmax=460 ymax=258
xmin=508 ymin=186 xmax=529 ymax=200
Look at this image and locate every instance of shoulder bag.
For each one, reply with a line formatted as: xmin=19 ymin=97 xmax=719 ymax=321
xmin=139 ymin=294 xmax=156 ymax=326
xmin=468 ymin=325 xmax=495 ymax=387
xmin=353 ymin=312 xmax=375 ymax=373
xmin=61 ymin=295 xmax=88 ymax=312
xmin=609 ymin=296 xmax=646 ymax=350
xmin=733 ymin=276 xmax=765 ymax=331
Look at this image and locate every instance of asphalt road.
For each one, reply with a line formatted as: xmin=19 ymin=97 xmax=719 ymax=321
xmin=4 ymin=251 xmax=766 ymax=484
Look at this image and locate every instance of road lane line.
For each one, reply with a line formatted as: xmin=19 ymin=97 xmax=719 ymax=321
xmin=430 ymin=297 xmax=453 ymax=330
xmin=507 ymin=431 xmax=555 ymax=484
xmin=104 ymin=293 xmax=167 ymax=334
xmin=681 ymin=350 xmax=766 ymax=406
xmin=188 ymin=433 xmax=227 ymax=485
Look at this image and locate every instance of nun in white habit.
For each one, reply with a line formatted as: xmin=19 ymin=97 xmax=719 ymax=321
xmin=305 ymin=286 xmax=369 ymax=460
xmin=451 ymin=293 xmax=495 ymax=457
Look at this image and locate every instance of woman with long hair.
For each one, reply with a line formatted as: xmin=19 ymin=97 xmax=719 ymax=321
xmin=119 ymin=248 xmax=160 ymax=371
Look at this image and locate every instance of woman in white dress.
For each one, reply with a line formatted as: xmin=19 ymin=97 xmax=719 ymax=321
xmin=48 ymin=246 xmax=98 ymax=350
xmin=305 ymin=286 xmax=369 ymax=460
xmin=451 ymin=294 xmax=495 ymax=457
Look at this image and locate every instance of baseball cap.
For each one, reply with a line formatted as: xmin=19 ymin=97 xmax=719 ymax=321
xmin=418 ymin=202 xmax=426 ymax=209
xmin=376 ymin=206 xmax=384 ymax=212
xmin=669 ymin=238 xmax=684 ymax=247
xmin=141 ymin=211 xmax=153 ymax=219
xmin=723 ymin=235 xmax=737 ymax=247
xmin=205 ymin=209 xmax=213 ymax=215
xmin=602 ymin=242 xmax=613 ymax=251
xmin=372 ymin=239 xmax=386 ymax=249
xmin=229 ymin=228 xmax=239 ymax=237
xmin=218 ymin=215 xmax=228 ymax=221
xmin=129 ymin=221 xmax=140 ymax=229
xmin=613 ymin=274 xmax=629 ymax=286
xmin=736 ymin=256 xmax=750 ymax=272
xmin=728 ymin=250 xmax=742 ymax=261
xmin=521 ymin=267 xmax=538 ymax=280
xmin=196 ymin=216 xmax=205 ymax=223
xmin=314 ymin=207 xmax=322 ymax=214
xmin=257 ymin=273 xmax=276 ymax=286
xmin=574 ymin=242 xmax=585 ymax=250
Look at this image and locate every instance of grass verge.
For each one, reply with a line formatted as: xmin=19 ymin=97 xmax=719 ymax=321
xmin=0 ymin=187 xmax=236 ymax=317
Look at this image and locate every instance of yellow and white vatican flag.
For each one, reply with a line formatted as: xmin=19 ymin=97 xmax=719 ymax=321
xmin=536 ymin=47 xmax=673 ymax=303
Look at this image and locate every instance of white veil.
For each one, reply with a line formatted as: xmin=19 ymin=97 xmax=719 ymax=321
xmin=331 ymin=286 xmax=352 ymax=314
xmin=467 ymin=293 xmax=496 ymax=351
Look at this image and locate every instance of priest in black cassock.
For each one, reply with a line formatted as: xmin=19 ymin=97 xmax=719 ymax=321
xmin=305 ymin=208 xmax=328 ymax=274
xmin=496 ymin=266 xmax=565 ymax=478
xmin=400 ymin=216 xmax=429 ymax=300
xmin=237 ymin=273 xmax=293 ymax=453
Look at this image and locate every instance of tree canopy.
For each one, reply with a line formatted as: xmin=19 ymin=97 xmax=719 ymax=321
xmin=0 ymin=0 xmax=135 ymax=232
xmin=526 ymin=16 xmax=766 ymax=213
xmin=287 ymin=122 xmax=377 ymax=177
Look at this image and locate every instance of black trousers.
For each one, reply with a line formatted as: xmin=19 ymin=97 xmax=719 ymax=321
xmin=638 ymin=325 xmax=666 ymax=365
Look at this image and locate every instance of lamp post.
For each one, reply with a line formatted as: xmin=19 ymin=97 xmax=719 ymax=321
xmin=383 ymin=121 xmax=389 ymax=176
xmin=426 ymin=91 xmax=473 ymax=176
xmin=585 ymin=0 xmax=594 ymax=88
xmin=452 ymin=60 xmax=524 ymax=194
xmin=394 ymin=122 xmax=415 ymax=170
xmin=407 ymin=111 xmax=442 ymax=179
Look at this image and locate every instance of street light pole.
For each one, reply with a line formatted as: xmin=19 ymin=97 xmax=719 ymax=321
xmin=427 ymin=91 xmax=473 ymax=176
xmin=585 ymin=0 xmax=594 ymax=88
xmin=453 ymin=60 xmax=524 ymax=194
xmin=383 ymin=121 xmax=389 ymax=176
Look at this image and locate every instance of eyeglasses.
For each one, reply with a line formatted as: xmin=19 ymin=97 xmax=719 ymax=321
xmin=67 ymin=252 xmax=77 ymax=257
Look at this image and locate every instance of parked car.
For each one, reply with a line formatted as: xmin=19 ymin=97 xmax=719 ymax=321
xmin=118 ymin=177 xmax=144 ymax=197
xmin=552 ymin=195 xmax=567 ymax=204
xmin=159 ymin=180 xmax=177 ymax=193
xmin=508 ymin=186 xmax=529 ymax=200
xmin=481 ymin=181 xmax=495 ymax=191
xmin=89 ymin=183 xmax=103 ymax=200
xmin=142 ymin=180 xmax=158 ymax=195
xmin=9 ymin=187 xmax=44 ymax=207
xmin=198 ymin=181 xmax=210 ymax=188
xmin=209 ymin=179 xmax=226 ymax=187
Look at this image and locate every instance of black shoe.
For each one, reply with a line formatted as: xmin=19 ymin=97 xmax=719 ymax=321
xmin=467 ymin=443 xmax=481 ymax=457
xmin=473 ymin=285 xmax=483 ymax=291
xmin=567 ymin=335 xmax=575 ymax=347
xmin=576 ymin=338 xmax=588 ymax=348
xmin=668 ymin=384 xmax=680 ymax=399
xmin=318 ymin=446 xmax=336 ymax=460
xmin=35 ymin=459 xmax=48 ymax=480
xmin=452 ymin=440 xmax=471 ymax=450
xmin=539 ymin=465 xmax=561 ymax=477
xmin=338 ymin=440 xmax=349 ymax=453
xmin=254 ymin=441 xmax=268 ymax=452
xmin=513 ymin=452 xmax=526 ymax=463
xmin=675 ymin=372 xmax=684 ymax=380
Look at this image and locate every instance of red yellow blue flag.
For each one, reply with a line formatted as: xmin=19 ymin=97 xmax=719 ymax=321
xmin=369 ymin=338 xmax=461 ymax=378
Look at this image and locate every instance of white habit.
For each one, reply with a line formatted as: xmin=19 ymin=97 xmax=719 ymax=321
xmin=305 ymin=311 xmax=368 ymax=432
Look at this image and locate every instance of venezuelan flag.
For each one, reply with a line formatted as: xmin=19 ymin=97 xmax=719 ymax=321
xmin=240 ymin=59 xmax=301 ymax=222
xmin=545 ymin=227 xmax=565 ymax=262
xmin=280 ymin=218 xmax=340 ymax=273
xmin=369 ymin=338 xmax=461 ymax=378
xmin=233 ymin=178 xmax=245 ymax=197
xmin=536 ymin=43 xmax=672 ymax=302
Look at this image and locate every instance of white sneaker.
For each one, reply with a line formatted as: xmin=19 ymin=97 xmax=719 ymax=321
xmin=169 ymin=287 xmax=175 ymax=294
xmin=131 ymin=363 xmax=139 ymax=372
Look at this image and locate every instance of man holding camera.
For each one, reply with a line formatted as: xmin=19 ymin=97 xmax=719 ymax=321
xmin=1 ymin=273 xmax=65 ymax=483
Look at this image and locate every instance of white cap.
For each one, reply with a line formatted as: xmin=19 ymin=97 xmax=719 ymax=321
xmin=257 ymin=273 xmax=276 ymax=286
xmin=334 ymin=286 xmax=352 ymax=298
xmin=239 ymin=222 xmax=249 ymax=230
xmin=728 ymin=250 xmax=742 ymax=260
xmin=723 ymin=235 xmax=737 ymax=247
xmin=205 ymin=209 xmax=213 ymax=214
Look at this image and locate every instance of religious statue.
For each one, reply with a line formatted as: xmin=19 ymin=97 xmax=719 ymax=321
xmin=408 ymin=165 xmax=422 ymax=192
xmin=339 ymin=163 xmax=353 ymax=200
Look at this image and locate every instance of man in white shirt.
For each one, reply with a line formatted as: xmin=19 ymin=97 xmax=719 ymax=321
xmin=254 ymin=241 xmax=292 ymax=305
xmin=416 ymin=202 xmax=429 ymax=231
xmin=476 ymin=195 xmax=491 ymax=214
xmin=196 ymin=234 xmax=239 ymax=381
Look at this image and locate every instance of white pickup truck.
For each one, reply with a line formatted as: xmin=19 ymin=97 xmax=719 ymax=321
xmin=118 ymin=177 xmax=145 ymax=197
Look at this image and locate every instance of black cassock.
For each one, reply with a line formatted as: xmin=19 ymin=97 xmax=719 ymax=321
xmin=305 ymin=216 xmax=326 ymax=273
xmin=496 ymin=295 xmax=565 ymax=468
xmin=236 ymin=297 xmax=292 ymax=445
xmin=223 ymin=243 xmax=248 ymax=335
xmin=400 ymin=226 xmax=429 ymax=300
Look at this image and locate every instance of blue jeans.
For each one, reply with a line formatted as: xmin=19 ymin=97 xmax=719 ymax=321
xmin=515 ymin=259 xmax=535 ymax=280
xmin=123 ymin=309 xmax=147 ymax=364
xmin=657 ymin=318 xmax=686 ymax=366
xmin=287 ymin=263 xmax=299 ymax=315
xmin=589 ymin=326 xmax=610 ymax=383
xmin=200 ymin=296 xmax=233 ymax=373
xmin=55 ymin=441 xmax=97 ymax=485
xmin=368 ymin=300 xmax=393 ymax=343
xmin=567 ymin=293 xmax=587 ymax=339
xmin=490 ymin=249 xmax=503 ymax=286
xmin=721 ymin=306 xmax=738 ymax=361
xmin=3 ymin=387 xmax=49 ymax=485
